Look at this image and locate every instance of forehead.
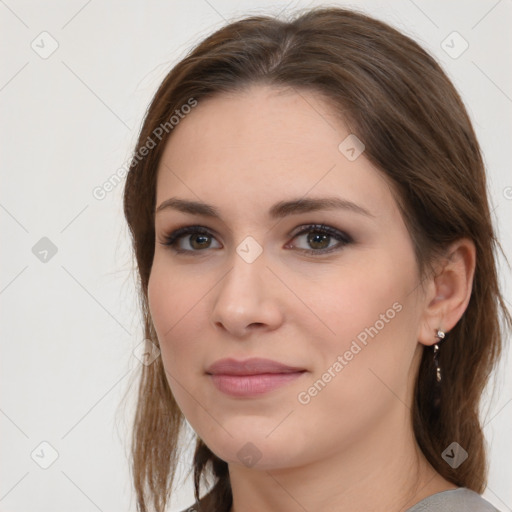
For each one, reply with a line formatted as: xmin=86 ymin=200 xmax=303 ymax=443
xmin=155 ymin=85 xmax=398 ymax=222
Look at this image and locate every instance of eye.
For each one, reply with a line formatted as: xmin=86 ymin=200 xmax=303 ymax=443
xmin=160 ymin=226 xmax=221 ymax=254
xmin=287 ymin=224 xmax=352 ymax=255
xmin=159 ymin=224 xmax=352 ymax=255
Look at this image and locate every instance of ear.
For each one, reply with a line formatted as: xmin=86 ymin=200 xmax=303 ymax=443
xmin=418 ymin=238 xmax=476 ymax=347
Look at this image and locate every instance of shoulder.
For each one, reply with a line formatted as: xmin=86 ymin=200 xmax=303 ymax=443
xmin=176 ymin=487 xmax=218 ymax=512
xmin=178 ymin=487 xmax=499 ymax=512
xmin=176 ymin=501 xmax=207 ymax=512
xmin=406 ymin=487 xmax=501 ymax=512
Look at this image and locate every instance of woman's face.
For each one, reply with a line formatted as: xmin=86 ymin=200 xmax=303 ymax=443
xmin=148 ymin=85 xmax=428 ymax=470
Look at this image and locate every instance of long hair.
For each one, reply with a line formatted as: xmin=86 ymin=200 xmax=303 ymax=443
xmin=122 ymin=6 xmax=511 ymax=512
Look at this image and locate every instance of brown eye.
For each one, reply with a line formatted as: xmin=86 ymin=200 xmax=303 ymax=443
xmin=188 ymin=233 xmax=212 ymax=250
xmin=161 ymin=226 xmax=221 ymax=254
xmin=289 ymin=224 xmax=352 ymax=255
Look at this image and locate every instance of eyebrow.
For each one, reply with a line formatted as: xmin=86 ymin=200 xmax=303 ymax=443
xmin=155 ymin=196 xmax=374 ymax=219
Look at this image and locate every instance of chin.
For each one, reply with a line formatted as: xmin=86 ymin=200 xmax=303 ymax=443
xmin=200 ymin=431 xmax=307 ymax=471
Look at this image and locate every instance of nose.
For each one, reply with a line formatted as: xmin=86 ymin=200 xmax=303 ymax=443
xmin=210 ymin=247 xmax=284 ymax=338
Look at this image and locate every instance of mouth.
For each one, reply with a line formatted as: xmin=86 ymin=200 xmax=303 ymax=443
xmin=206 ymin=357 xmax=306 ymax=375
xmin=206 ymin=357 xmax=307 ymax=397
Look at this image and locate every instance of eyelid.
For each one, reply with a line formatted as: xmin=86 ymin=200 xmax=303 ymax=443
xmin=289 ymin=223 xmax=352 ymax=242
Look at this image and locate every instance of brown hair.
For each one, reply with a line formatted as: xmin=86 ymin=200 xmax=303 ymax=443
xmin=122 ymin=6 xmax=511 ymax=512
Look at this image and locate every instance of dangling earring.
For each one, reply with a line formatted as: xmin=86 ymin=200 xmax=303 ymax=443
xmin=433 ymin=329 xmax=445 ymax=383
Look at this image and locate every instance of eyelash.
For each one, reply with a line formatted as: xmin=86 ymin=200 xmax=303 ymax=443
xmin=160 ymin=224 xmax=352 ymax=256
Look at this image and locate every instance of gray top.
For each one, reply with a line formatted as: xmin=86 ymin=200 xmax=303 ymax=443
xmin=180 ymin=486 xmax=500 ymax=512
xmin=406 ymin=488 xmax=500 ymax=511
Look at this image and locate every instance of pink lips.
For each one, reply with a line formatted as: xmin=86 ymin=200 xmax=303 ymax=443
xmin=206 ymin=357 xmax=306 ymax=397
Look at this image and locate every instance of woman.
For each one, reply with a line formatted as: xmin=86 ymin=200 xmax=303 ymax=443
xmin=122 ymin=6 xmax=510 ymax=512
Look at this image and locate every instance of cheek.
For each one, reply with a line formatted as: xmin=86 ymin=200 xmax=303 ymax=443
xmin=311 ymin=255 xmax=405 ymax=339
xmin=303 ymin=249 xmax=418 ymax=381
xmin=148 ymin=264 xmax=195 ymax=364
xmin=283 ymin=266 xmax=418 ymax=457
xmin=147 ymin=262 xmax=210 ymax=403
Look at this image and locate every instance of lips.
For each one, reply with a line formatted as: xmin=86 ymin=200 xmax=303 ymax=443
xmin=205 ymin=358 xmax=307 ymax=397
xmin=205 ymin=357 xmax=306 ymax=376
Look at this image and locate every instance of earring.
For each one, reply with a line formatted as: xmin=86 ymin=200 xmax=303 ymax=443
xmin=433 ymin=329 xmax=445 ymax=383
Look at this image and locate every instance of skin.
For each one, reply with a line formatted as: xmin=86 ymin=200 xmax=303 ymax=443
xmin=148 ymin=85 xmax=476 ymax=512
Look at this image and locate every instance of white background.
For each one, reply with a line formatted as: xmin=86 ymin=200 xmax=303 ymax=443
xmin=1 ymin=1 xmax=511 ymax=511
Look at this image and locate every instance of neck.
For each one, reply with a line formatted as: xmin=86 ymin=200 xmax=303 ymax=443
xmin=227 ymin=404 xmax=454 ymax=512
